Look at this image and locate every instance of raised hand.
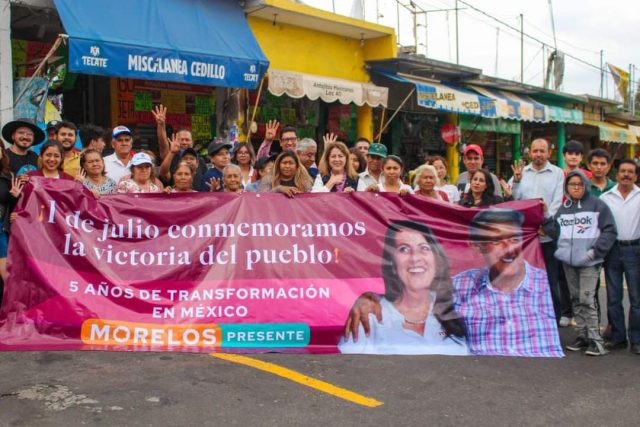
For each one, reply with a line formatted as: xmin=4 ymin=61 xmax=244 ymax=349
xmin=264 ymin=120 xmax=280 ymax=142
xmin=151 ymin=104 xmax=167 ymax=126
xmin=9 ymin=176 xmax=25 ymax=198
xmin=511 ymin=159 xmax=525 ymax=183
xmin=323 ymin=133 xmax=338 ymax=146
xmin=74 ymin=168 xmax=86 ymax=184
xmin=167 ymin=133 xmax=181 ymax=154
xmin=205 ymin=177 xmax=221 ymax=192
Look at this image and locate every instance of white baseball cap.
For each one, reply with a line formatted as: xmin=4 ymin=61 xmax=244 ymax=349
xmin=131 ymin=152 xmax=154 ymax=166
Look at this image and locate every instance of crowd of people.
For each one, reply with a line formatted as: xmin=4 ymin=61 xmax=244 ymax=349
xmin=0 ymin=106 xmax=638 ymax=357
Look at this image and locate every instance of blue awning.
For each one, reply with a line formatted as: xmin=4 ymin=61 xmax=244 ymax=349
xmin=372 ymin=70 xmax=498 ymax=118
xmin=54 ymin=0 xmax=269 ymax=89
xmin=468 ymin=86 xmax=549 ymax=123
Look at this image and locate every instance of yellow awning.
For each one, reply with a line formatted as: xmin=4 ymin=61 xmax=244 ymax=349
xmin=583 ymin=119 xmax=636 ymax=144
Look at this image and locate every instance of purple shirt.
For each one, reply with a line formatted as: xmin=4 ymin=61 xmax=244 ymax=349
xmin=453 ymin=262 xmax=563 ymax=357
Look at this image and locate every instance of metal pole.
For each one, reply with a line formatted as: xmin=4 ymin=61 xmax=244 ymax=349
xmin=455 ymin=0 xmax=459 ymax=64
xmin=630 ymin=64 xmax=635 ymax=114
xmin=599 ymin=50 xmax=603 ymax=97
xmin=332 ymin=0 xmax=335 ymax=13
xmin=397 ymin=1 xmax=401 ymax=46
xmin=424 ymin=12 xmax=428 ymax=57
xmin=520 ymin=14 xmax=524 ymax=83
xmin=413 ymin=8 xmax=418 ymax=53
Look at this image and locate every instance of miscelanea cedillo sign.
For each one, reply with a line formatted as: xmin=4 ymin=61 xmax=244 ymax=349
xmin=0 ymin=179 xmax=563 ymax=357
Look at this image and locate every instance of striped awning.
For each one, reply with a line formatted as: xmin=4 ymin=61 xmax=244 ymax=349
xmin=375 ymin=71 xmax=499 ymax=118
xmin=468 ymin=86 xmax=548 ymax=123
xmin=584 ymin=120 xmax=637 ymax=144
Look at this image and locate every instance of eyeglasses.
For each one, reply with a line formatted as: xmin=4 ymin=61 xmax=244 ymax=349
xmin=567 ymin=183 xmax=584 ymax=188
xmin=281 ymin=137 xmax=298 ymax=143
xmin=15 ymin=131 xmax=34 ymax=136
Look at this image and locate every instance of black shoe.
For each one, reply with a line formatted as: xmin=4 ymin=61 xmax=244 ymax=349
xmin=585 ymin=340 xmax=610 ymax=356
xmin=631 ymin=343 xmax=640 ymax=355
xmin=566 ymin=337 xmax=589 ymax=352
xmin=604 ymin=340 xmax=629 ymax=350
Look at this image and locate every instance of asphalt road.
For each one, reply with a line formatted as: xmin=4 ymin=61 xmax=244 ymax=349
xmin=0 ymin=325 xmax=638 ymax=427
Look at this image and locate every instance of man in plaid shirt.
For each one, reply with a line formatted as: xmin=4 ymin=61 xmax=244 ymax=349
xmin=343 ymin=209 xmax=563 ymax=357
xmin=456 ymin=209 xmax=563 ymax=357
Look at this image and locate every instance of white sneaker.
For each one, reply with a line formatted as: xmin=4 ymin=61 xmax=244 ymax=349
xmin=559 ymin=317 xmax=571 ymax=327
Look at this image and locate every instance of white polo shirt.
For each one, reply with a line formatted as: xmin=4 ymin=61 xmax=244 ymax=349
xmin=104 ymin=153 xmax=132 ymax=183
xmin=600 ymin=184 xmax=640 ymax=241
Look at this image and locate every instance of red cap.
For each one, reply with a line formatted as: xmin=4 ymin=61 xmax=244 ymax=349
xmin=463 ymin=144 xmax=483 ymax=156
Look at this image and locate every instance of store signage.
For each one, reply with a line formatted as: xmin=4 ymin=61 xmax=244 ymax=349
xmin=68 ymin=39 xmax=266 ymax=89
xmin=441 ymin=123 xmax=460 ymax=144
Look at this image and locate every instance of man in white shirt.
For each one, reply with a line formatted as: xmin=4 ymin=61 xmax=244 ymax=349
xmin=104 ymin=126 xmax=134 ymax=182
xmin=510 ymin=138 xmax=565 ymax=324
xmin=357 ymin=143 xmax=386 ymax=191
xmin=600 ymin=159 xmax=640 ymax=355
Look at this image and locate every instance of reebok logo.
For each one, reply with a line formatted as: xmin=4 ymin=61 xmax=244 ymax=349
xmin=576 ymin=225 xmax=591 ymax=234
xmin=559 ymin=216 xmax=592 ymax=227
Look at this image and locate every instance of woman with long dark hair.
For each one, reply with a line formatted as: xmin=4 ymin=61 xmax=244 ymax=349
xmin=339 ymin=220 xmax=467 ymax=355
xmin=458 ymin=169 xmax=503 ymax=208
xmin=258 ymin=150 xmax=312 ymax=198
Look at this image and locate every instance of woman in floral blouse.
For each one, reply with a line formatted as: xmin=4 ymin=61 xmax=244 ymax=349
xmin=116 ymin=152 xmax=161 ymax=194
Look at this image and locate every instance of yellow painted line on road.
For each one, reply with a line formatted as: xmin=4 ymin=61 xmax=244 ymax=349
xmin=210 ymin=353 xmax=383 ymax=408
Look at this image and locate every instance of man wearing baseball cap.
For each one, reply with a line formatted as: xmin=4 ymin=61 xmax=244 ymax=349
xmin=199 ymin=138 xmax=233 ymax=192
xmin=104 ymin=126 xmax=135 ymax=182
xmin=455 ymin=144 xmax=502 ymax=198
xmin=46 ymin=120 xmax=61 ymax=141
xmin=2 ymin=118 xmax=44 ymax=179
xmin=356 ymin=143 xmax=387 ymax=191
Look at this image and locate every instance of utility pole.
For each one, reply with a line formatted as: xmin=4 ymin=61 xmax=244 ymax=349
xmin=494 ymin=27 xmax=499 ymax=76
xmin=520 ymin=14 xmax=524 ymax=83
xmin=599 ymin=50 xmax=603 ymax=97
xmin=629 ymin=64 xmax=635 ymax=114
xmin=455 ymin=0 xmax=459 ymax=64
xmin=397 ymin=1 xmax=401 ymax=46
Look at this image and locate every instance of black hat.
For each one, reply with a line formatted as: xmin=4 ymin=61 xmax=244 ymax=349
xmin=2 ymin=118 xmax=45 ymax=145
xmin=207 ymin=138 xmax=233 ymax=155
xmin=180 ymin=147 xmax=198 ymax=159
xmin=563 ymin=140 xmax=584 ymax=154
xmin=255 ymin=154 xmax=277 ymax=171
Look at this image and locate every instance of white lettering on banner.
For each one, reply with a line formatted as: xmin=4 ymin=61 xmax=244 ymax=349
xmin=244 ymin=73 xmax=259 ymax=82
xmin=128 ymin=55 xmax=188 ymax=76
xmin=190 ymin=62 xmax=226 ymax=80
xmin=81 ymin=56 xmax=108 ymax=68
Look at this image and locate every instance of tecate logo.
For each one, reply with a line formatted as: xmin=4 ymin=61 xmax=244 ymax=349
xmin=82 ymin=46 xmax=108 ymax=68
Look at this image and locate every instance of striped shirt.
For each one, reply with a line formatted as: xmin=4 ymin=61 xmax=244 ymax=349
xmin=453 ymin=262 xmax=563 ymax=357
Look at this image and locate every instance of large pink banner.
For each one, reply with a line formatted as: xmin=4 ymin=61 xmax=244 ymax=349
xmin=0 ymin=179 xmax=563 ymax=357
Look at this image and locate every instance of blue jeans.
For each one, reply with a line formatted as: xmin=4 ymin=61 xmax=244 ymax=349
xmin=604 ymin=244 xmax=640 ymax=344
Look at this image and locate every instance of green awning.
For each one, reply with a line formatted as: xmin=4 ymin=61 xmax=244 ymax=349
xmin=459 ymin=116 xmax=521 ymax=134
xmin=546 ymin=105 xmax=583 ymax=124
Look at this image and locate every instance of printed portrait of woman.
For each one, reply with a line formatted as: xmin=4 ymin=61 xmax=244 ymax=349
xmin=339 ymin=220 xmax=468 ymax=355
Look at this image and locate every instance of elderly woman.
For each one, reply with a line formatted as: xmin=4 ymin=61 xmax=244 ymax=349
xmin=312 ymin=141 xmax=359 ymax=193
xmin=27 ymin=141 xmax=74 ymax=180
xmin=339 ymin=220 xmax=467 ymax=355
xmin=427 ymin=155 xmax=460 ymax=203
xmin=164 ymin=161 xmax=197 ymax=193
xmin=77 ymin=149 xmax=117 ymax=195
xmin=222 ymin=164 xmax=244 ymax=194
xmin=364 ymin=155 xmax=413 ymax=195
xmin=458 ymin=169 xmax=503 ymax=208
xmin=412 ymin=164 xmax=450 ymax=202
xmin=231 ymin=142 xmax=256 ymax=188
xmin=116 ymin=152 xmax=161 ymax=193
xmin=258 ymin=151 xmax=313 ymax=198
